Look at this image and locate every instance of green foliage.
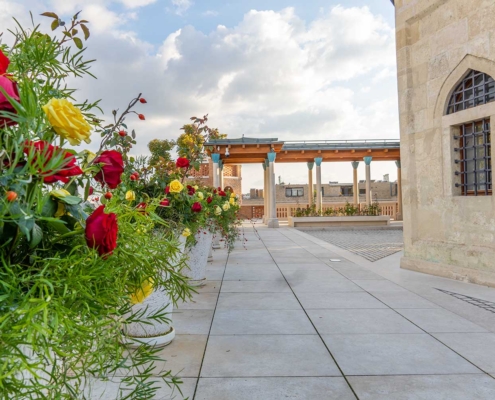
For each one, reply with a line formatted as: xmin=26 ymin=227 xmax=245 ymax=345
xmin=294 ymin=200 xmax=382 ymax=217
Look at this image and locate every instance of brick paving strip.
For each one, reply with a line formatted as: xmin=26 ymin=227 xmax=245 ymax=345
xmin=298 ymin=228 xmax=404 ymax=262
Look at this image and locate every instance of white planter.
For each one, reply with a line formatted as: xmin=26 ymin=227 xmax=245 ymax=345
xmin=183 ymin=230 xmax=213 ymax=286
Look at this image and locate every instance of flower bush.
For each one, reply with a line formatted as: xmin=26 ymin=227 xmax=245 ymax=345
xmin=0 ymin=11 xmax=191 ymax=398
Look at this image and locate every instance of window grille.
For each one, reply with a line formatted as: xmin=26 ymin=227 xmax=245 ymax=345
xmin=285 ymin=187 xmax=304 ymax=197
xmin=447 ymin=70 xmax=495 ymax=114
xmin=454 ymin=119 xmax=492 ymax=196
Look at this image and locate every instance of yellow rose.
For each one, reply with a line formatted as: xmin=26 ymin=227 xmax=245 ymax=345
xmin=169 ymin=179 xmax=184 ymax=193
xmin=214 ymin=206 xmax=222 ymax=215
xmin=193 ymin=185 xmax=199 ymax=190
xmin=42 ymin=98 xmax=92 ymax=146
xmin=182 ymin=227 xmax=191 ymax=237
xmin=207 ymin=192 xmax=212 ymax=197
xmin=125 ymin=190 xmax=136 ymax=201
xmin=50 ymin=189 xmax=71 ymax=199
xmin=229 ymin=197 xmax=235 ymax=205
xmin=130 ymin=278 xmax=154 ymax=304
xmin=230 ymin=192 xmax=236 ymax=198
xmin=54 ymin=202 xmax=65 ymax=217
xmin=222 ymin=202 xmax=230 ymax=211
xmin=197 ymin=192 xmax=204 ymax=200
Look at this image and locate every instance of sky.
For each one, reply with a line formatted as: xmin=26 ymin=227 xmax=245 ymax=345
xmin=0 ymin=0 xmax=399 ymax=192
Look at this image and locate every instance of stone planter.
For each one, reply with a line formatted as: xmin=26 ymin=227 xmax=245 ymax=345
xmin=288 ymin=215 xmax=391 ymax=228
xmin=183 ymin=230 xmax=213 ymax=286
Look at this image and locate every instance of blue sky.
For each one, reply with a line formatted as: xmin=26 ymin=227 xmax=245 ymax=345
xmin=1 ymin=0 xmax=399 ymax=192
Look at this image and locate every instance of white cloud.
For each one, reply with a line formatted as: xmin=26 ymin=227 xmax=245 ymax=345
xmin=171 ymin=0 xmax=192 ymax=15
xmin=202 ymin=10 xmax=218 ymax=17
xmin=1 ymin=3 xmax=398 ymax=191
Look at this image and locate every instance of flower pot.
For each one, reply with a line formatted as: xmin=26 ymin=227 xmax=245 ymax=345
xmin=183 ymin=230 xmax=213 ymax=286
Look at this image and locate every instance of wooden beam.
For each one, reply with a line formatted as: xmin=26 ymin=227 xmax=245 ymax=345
xmin=384 ymin=149 xmax=388 ymax=153
xmin=351 ymin=149 xmax=355 ymax=153
xmin=335 ymin=150 xmax=339 ymax=153
xmin=367 ymin=149 xmax=372 ymax=153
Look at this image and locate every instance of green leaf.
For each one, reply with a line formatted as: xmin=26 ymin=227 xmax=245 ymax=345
xmin=30 ymin=224 xmax=43 ymax=248
xmin=80 ymin=24 xmax=90 ymax=40
xmin=41 ymin=197 xmax=57 ymax=217
xmin=73 ymin=37 xmax=83 ymax=50
xmin=59 ymin=195 xmax=82 ymax=205
xmin=47 ymin=220 xmax=70 ymax=234
xmin=66 ymin=180 xmax=78 ymax=195
xmin=41 ymin=12 xmax=58 ymax=18
xmin=51 ymin=19 xmax=59 ymax=31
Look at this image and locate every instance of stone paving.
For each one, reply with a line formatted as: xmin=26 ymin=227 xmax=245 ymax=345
xmin=94 ymin=223 xmax=495 ymax=399
xmin=300 ymin=227 xmax=404 ymax=262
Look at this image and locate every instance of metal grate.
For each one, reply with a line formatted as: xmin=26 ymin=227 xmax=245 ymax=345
xmin=454 ymin=119 xmax=492 ymax=196
xmin=447 ymin=70 xmax=495 ymax=114
xmin=436 ymin=288 xmax=495 ymax=314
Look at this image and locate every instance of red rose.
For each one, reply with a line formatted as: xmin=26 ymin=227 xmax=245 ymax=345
xmin=191 ymin=202 xmax=202 ymax=213
xmin=206 ymin=196 xmax=212 ymax=204
xmin=137 ymin=202 xmax=147 ymax=210
xmin=176 ymin=157 xmax=190 ymax=168
xmin=187 ymin=185 xmax=195 ymax=195
xmin=218 ymin=190 xmax=226 ymax=197
xmin=165 ymin=186 xmax=170 ymax=194
xmin=93 ymin=150 xmax=124 ymax=189
xmin=89 ymin=187 xmax=94 ymax=195
xmin=0 ymin=75 xmax=20 ymax=126
xmin=24 ymin=140 xmax=83 ymax=184
xmin=0 ymin=49 xmax=9 ymax=74
xmin=85 ymin=205 xmax=118 ymax=257
xmin=159 ymin=198 xmax=170 ymax=207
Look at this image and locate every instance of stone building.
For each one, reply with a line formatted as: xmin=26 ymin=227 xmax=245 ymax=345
xmin=187 ymin=159 xmax=242 ymax=201
xmin=393 ymin=0 xmax=495 ymax=286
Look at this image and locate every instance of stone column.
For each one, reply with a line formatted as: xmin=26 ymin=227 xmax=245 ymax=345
xmin=364 ymin=156 xmax=372 ymax=205
xmin=396 ymin=160 xmax=403 ymax=221
xmin=314 ymin=157 xmax=323 ymax=214
xmin=351 ymin=161 xmax=359 ymax=205
xmin=211 ymin=153 xmax=220 ymax=189
xmin=307 ymin=162 xmax=314 ymax=205
xmin=267 ymin=152 xmax=279 ymax=228
xmin=262 ymin=161 xmax=268 ymax=223
xmin=219 ymin=160 xmax=224 ymax=190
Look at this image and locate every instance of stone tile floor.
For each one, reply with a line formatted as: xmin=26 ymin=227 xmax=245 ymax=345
xmin=301 ymin=227 xmax=404 ymax=261
xmin=93 ymin=223 xmax=495 ymax=399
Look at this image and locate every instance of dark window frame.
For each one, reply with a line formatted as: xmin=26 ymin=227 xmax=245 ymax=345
xmin=447 ymin=70 xmax=495 ymax=115
xmin=285 ymin=187 xmax=304 ymax=197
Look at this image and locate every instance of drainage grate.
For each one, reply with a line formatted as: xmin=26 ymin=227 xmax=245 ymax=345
xmin=436 ymin=288 xmax=495 ymax=314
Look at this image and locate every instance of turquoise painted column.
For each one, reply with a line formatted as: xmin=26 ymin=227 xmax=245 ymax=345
xmin=262 ymin=161 xmax=268 ymax=223
xmin=395 ymin=160 xmax=403 ymax=221
xmin=267 ymin=152 xmax=279 ymax=228
xmin=307 ymin=161 xmax=314 ymax=205
xmin=364 ymin=156 xmax=373 ymax=205
xmin=351 ymin=161 xmax=359 ymax=205
xmin=315 ymin=157 xmax=323 ymax=214
xmin=211 ymin=153 xmax=220 ymax=189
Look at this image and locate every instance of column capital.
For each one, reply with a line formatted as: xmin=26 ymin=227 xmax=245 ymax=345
xmin=211 ymin=153 xmax=220 ymax=163
xmin=262 ymin=162 xmax=267 ymax=170
xmin=395 ymin=160 xmax=401 ymax=168
xmin=363 ymin=156 xmax=372 ymax=165
xmin=267 ymin=152 xmax=276 ymax=162
xmin=314 ymin=157 xmax=322 ymax=166
xmin=307 ymin=161 xmax=314 ymax=170
xmin=351 ymin=161 xmax=359 ymax=169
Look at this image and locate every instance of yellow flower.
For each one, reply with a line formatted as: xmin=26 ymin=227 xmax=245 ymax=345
xmin=214 ymin=206 xmax=222 ymax=215
xmin=182 ymin=228 xmax=191 ymax=237
xmin=54 ymin=202 xmax=65 ymax=217
xmin=50 ymin=189 xmax=71 ymax=199
xmin=197 ymin=192 xmax=204 ymax=200
xmin=229 ymin=197 xmax=236 ymax=205
xmin=42 ymin=98 xmax=92 ymax=146
xmin=193 ymin=185 xmax=199 ymax=190
xmin=230 ymin=192 xmax=236 ymax=198
xmin=222 ymin=201 xmax=230 ymax=211
xmin=83 ymin=150 xmax=96 ymax=166
xmin=207 ymin=192 xmax=212 ymax=197
xmin=125 ymin=190 xmax=136 ymax=201
xmin=130 ymin=278 xmax=154 ymax=304
xmin=169 ymin=179 xmax=184 ymax=193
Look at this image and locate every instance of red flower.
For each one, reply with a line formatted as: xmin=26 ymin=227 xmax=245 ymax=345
xmin=218 ymin=190 xmax=226 ymax=197
xmin=191 ymin=202 xmax=202 ymax=212
xmin=138 ymin=114 xmax=145 ymax=120
xmin=89 ymin=187 xmax=94 ymax=195
xmin=93 ymin=150 xmax=124 ymax=189
xmin=206 ymin=196 xmax=212 ymax=204
xmin=137 ymin=202 xmax=147 ymax=209
xmin=187 ymin=185 xmax=195 ymax=195
xmin=159 ymin=198 xmax=170 ymax=207
xmin=24 ymin=140 xmax=83 ymax=184
xmin=0 ymin=49 xmax=9 ymax=74
xmin=85 ymin=205 xmax=118 ymax=257
xmin=0 ymin=75 xmax=20 ymax=126
xmin=176 ymin=157 xmax=190 ymax=168
xmin=165 ymin=186 xmax=170 ymax=194
xmin=139 ymin=98 xmax=147 ymax=104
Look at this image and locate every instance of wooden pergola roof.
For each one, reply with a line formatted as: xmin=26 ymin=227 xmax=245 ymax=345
xmin=205 ymin=137 xmax=400 ymax=164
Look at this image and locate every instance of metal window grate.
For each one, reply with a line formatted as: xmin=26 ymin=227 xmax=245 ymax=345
xmin=454 ymin=119 xmax=492 ymax=196
xmin=436 ymin=288 xmax=495 ymax=314
xmin=447 ymin=70 xmax=495 ymax=114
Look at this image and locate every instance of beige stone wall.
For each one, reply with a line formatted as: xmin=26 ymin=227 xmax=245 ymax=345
xmin=395 ymin=0 xmax=495 ymax=286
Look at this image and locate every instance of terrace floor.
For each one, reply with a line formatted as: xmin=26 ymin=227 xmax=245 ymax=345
xmin=99 ymin=223 xmax=495 ymax=399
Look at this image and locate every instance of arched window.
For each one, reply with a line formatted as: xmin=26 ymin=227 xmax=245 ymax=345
xmin=447 ymin=70 xmax=495 ymax=114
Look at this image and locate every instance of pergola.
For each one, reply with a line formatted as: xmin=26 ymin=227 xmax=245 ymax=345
xmin=205 ymin=137 xmax=401 ymax=228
